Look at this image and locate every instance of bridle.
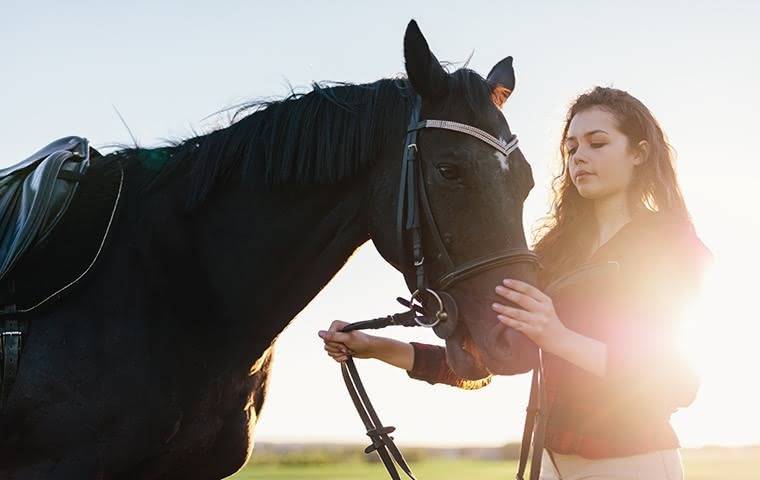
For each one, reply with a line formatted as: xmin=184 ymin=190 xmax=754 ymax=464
xmin=336 ymin=94 xmax=542 ymax=479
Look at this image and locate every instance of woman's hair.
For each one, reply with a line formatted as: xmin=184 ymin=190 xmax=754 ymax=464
xmin=532 ymin=86 xmax=690 ymax=287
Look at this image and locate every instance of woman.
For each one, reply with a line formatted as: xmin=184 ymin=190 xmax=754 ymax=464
xmin=318 ymin=86 xmax=712 ymax=479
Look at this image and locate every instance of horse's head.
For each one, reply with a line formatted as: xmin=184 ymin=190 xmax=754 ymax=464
xmin=369 ymin=20 xmax=539 ymax=379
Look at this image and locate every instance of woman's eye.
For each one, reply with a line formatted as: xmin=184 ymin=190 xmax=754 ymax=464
xmin=567 ymin=147 xmax=577 ymax=155
xmin=436 ymin=164 xmax=460 ymax=180
xmin=591 ymin=143 xmax=606 ymax=149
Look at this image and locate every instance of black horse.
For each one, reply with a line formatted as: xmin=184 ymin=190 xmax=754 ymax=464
xmin=0 ymin=20 xmax=538 ymax=479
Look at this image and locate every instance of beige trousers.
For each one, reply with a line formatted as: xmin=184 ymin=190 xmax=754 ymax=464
xmin=538 ymin=448 xmax=684 ymax=480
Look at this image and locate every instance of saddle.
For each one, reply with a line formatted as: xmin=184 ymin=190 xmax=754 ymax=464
xmin=0 ymin=136 xmax=124 ymax=408
xmin=0 ymin=137 xmax=92 ymax=289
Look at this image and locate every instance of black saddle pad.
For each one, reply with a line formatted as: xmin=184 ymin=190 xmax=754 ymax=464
xmin=0 ymin=155 xmax=124 ymax=312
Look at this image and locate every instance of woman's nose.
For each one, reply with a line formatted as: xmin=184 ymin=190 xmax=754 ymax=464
xmin=573 ymin=150 xmax=588 ymax=165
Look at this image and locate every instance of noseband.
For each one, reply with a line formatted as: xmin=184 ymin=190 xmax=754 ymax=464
xmin=334 ymin=94 xmax=541 ymax=479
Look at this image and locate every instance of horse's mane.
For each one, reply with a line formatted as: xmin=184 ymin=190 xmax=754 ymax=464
xmin=110 ymin=68 xmax=495 ymax=212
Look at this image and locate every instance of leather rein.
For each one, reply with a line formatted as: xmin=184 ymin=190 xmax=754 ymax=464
xmin=335 ymin=95 xmax=543 ymax=479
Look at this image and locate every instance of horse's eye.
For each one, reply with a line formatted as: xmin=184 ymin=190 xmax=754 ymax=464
xmin=436 ymin=164 xmax=460 ymax=180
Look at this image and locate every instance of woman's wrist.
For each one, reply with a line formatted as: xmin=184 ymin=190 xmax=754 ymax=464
xmin=549 ymin=326 xmax=576 ymax=357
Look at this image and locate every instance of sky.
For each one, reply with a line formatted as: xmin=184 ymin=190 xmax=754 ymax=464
xmin=2 ymin=1 xmax=759 ymax=448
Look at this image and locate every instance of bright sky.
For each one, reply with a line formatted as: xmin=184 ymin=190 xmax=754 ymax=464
xmin=2 ymin=2 xmax=758 ymax=448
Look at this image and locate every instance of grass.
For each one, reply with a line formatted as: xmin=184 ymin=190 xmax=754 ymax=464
xmin=229 ymin=460 xmax=518 ymax=480
xmin=227 ymin=448 xmax=760 ymax=479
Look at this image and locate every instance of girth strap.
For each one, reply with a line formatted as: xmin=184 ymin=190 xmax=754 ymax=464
xmin=1 ymin=315 xmax=26 ymax=408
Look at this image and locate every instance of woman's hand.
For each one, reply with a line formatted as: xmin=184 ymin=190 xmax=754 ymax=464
xmin=491 ymin=278 xmax=570 ymax=355
xmin=318 ymin=320 xmax=376 ymax=363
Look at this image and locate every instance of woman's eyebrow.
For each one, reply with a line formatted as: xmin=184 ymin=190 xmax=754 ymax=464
xmin=565 ymin=129 xmax=609 ymax=142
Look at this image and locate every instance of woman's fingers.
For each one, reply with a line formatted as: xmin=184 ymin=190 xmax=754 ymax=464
xmin=494 ymin=285 xmax=543 ymax=312
xmin=327 ymin=351 xmax=349 ymax=363
xmin=324 ymin=341 xmax=355 ymax=358
xmin=318 ymin=320 xmax=353 ymax=345
xmin=491 ymin=302 xmax=533 ymax=322
xmin=318 ymin=330 xmax=352 ymax=344
xmin=497 ymin=314 xmax=530 ymax=332
xmin=325 ymin=343 xmax=354 ymax=354
xmin=328 ymin=320 xmax=350 ymax=333
xmin=501 ymin=279 xmax=551 ymax=303
xmin=324 ymin=341 xmax=351 ymax=353
xmin=320 ymin=321 xmax=360 ymax=363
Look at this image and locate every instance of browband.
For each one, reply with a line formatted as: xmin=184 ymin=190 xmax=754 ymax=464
xmin=411 ymin=119 xmax=519 ymax=157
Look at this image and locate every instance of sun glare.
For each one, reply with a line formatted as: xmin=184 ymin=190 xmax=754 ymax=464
xmin=671 ymin=234 xmax=757 ymax=446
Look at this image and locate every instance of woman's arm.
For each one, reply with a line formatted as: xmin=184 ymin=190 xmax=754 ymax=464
xmin=553 ymin=328 xmax=607 ymax=378
xmin=403 ymin=341 xmax=492 ymax=390
xmin=369 ymin=335 xmax=415 ymax=370
xmin=319 ymin=322 xmax=491 ymax=390
xmin=369 ymin=336 xmax=493 ymax=390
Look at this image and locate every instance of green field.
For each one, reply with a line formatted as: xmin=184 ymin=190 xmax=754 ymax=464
xmin=227 ymin=448 xmax=760 ymax=480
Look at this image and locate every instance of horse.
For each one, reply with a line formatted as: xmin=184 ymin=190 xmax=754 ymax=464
xmin=0 ymin=20 xmax=538 ymax=479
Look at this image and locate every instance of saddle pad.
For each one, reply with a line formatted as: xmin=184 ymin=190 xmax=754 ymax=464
xmin=0 ymin=154 xmax=123 ymax=313
xmin=0 ymin=137 xmax=91 ymax=283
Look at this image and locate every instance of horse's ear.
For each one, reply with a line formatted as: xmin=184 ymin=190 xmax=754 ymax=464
xmin=487 ymin=56 xmax=516 ymax=108
xmin=403 ymin=20 xmax=448 ymax=98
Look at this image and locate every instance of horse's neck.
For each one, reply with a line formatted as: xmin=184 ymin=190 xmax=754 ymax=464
xmin=188 ymin=179 xmax=370 ymax=358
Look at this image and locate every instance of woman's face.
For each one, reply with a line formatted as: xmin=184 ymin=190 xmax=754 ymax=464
xmin=565 ymin=106 xmax=644 ymax=201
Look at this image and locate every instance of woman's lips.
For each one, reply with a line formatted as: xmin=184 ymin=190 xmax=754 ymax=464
xmin=576 ymin=172 xmax=594 ymax=180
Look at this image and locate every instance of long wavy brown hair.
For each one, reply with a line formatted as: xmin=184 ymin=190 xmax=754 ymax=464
xmin=531 ymin=86 xmax=690 ymax=288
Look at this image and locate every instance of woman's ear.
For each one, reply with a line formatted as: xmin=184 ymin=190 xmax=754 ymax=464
xmin=487 ymin=56 xmax=516 ymax=108
xmin=634 ymin=140 xmax=649 ymax=166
